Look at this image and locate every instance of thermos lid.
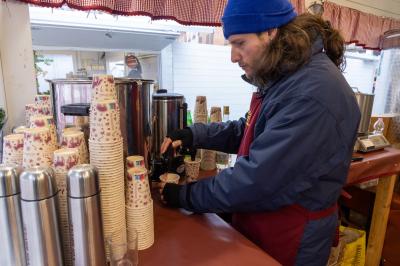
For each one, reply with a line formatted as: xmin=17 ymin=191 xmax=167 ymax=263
xmin=0 ymin=164 xmax=22 ymax=197
xmin=152 ymin=92 xmax=184 ymax=100
xmin=20 ymin=167 xmax=57 ymax=201
xmin=67 ymin=164 xmax=100 ymax=198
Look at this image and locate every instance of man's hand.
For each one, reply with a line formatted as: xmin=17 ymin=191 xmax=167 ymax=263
xmin=160 ymin=128 xmax=193 ymax=155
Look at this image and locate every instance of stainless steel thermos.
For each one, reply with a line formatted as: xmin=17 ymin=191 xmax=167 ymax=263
xmin=0 ymin=164 xmax=26 ymax=266
xmin=20 ymin=167 xmax=64 ymax=266
xmin=67 ymin=164 xmax=106 ymax=266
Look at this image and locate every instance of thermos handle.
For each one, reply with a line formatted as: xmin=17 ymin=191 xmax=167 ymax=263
xmin=180 ymin=102 xmax=188 ymax=128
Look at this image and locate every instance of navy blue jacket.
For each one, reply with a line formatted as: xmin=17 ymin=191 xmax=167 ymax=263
xmin=177 ymin=38 xmax=360 ymax=265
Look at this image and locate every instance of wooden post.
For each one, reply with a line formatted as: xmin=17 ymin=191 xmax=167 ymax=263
xmin=365 ymin=174 xmax=397 ymax=266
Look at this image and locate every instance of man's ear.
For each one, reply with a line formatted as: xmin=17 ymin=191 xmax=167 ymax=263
xmin=268 ymin=29 xmax=278 ymax=40
xmin=259 ymin=28 xmax=277 ymax=44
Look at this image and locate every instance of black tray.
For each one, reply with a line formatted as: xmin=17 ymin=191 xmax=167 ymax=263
xmin=61 ymin=103 xmax=90 ymax=116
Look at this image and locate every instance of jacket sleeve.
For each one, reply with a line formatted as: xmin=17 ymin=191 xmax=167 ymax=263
xmin=179 ymin=96 xmax=346 ymax=213
xmin=190 ymin=118 xmax=246 ymax=154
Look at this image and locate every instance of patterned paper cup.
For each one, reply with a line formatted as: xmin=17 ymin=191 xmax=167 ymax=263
xmin=35 ymin=104 xmax=52 ymax=116
xmin=23 ymin=127 xmax=53 ymax=151
xmin=2 ymin=134 xmax=24 ymax=165
xmin=210 ymin=106 xmax=222 ymax=123
xmin=184 ymin=157 xmax=201 ymax=182
xmin=194 ymin=96 xmax=208 ymax=115
xmin=34 ymin=94 xmax=51 ymax=106
xmin=126 ymin=156 xmax=145 ymax=169
xmin=53 ymin=148 xmax=80 ymax=173
xmin=91 ymin=74 xmax=117 ymax=101
xmin=126 ymin=167 xmax=151 ymax=206
xmin=25 ymin=104 xmax=37 ymax=126
xmin=3 ymin=134 xmax=24 ymax=153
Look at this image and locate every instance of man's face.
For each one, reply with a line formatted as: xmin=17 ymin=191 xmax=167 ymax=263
xmin=228 ymin=32 xmax=272 ymax=79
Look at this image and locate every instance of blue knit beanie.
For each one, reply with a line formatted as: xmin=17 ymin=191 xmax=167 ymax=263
xmin=222 ymin=0 xmax=297 ymax=39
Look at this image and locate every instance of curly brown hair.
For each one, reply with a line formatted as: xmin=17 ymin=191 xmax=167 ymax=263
xmin=254 ymin=13 xmax=345 ymax=87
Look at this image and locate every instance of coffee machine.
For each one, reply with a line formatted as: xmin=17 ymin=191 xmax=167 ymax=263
xmin=151 ymin=90 xmax=187 ymax=180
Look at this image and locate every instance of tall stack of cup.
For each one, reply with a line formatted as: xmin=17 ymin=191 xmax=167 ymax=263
xmin=2 ymin=134 xmax=24 ymax=165
xmin=125 ymin=167 xmax=154 ymax=250
xmin=89 ymin=75 xmax=126 ymax=261
xmin=29 ymin=115 xmax=58 ymax=149
xmin=194 ymin=97 xmax=216 ymax=170
xmin=53 ymin=148 xmax=80 ymax=266
xmin=60 ymin=131 xmax=89 ymax=164
xmin=22 ymin=128 xmax=56 ymax=168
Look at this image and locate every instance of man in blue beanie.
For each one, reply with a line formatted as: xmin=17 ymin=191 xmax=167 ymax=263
xmin=158 ymin=0 xmax=361 ymax=265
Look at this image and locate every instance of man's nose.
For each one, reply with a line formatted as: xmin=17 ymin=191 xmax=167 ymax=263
xmin=231 ymin=48 xmax=240 ymax=63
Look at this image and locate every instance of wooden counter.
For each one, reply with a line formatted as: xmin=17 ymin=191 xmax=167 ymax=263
xmin=139 ymin=199 xmax=280 ymax=266
xmin=140 ymin=148 xmax=400 ymax=266
xmin=346 ymin=147 xmax=400 ymax=266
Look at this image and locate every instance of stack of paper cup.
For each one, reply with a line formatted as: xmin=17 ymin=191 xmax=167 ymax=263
xmin=198 ymin=106 xmax=222 ymax=171
xmin=91 ymin=75 xmax=117 ymax=101
xmin=201 ymin=150 xmax=216 ymax=170
xmin=53 ymin=148 xmax=80 ymax=266
xmin=22 ymin=128 xmax=55 ymax=168
xmin=29 ymin=115 xmax=58 ymax=149
xmin=193 ymin=96 xmax=208 ymax=124
xmin=60 ymin=131 xmax=89 ymax=164
xmin=210 ymin=107 xmax=222 ymax=123
xmin=126 ymin=155 xmax=145 ymax=169
xmin=125 ymin=167 xmax=154 ymax=250
xmin=2 ymin=134 xmax=24 ymax=165
xmin=89 ymin=74 xmax=126 ymax=261
xmin=25 ymin=104 xmax=37 ymax=127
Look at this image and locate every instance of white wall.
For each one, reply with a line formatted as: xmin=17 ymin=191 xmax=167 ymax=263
xmin=343 ymin=57 xmax=378 ymax=94
xmin=0 ymin=0 xmax=37 ymax=131
xmin=171 ymin=42 xmax=255 ymax=120
xmin=161 ymin=45 xmax=174 ymax=91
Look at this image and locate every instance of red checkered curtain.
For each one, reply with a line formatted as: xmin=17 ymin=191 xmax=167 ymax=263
xmin=323 ymin=1 xmax=400 ymax=50
xmin=16 ymin=0 xmax=305 ymax=26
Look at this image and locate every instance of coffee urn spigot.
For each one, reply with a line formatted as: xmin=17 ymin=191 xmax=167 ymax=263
xmin=0 ymin=164 xmax=26 ymax=266
xmin=20 ymin=167 xmax=64 ymax=266
xmin=67 ymin=164 xmax=106 ymax=266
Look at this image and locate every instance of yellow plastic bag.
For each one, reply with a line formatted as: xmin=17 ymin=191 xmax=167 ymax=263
xmin=327 ymin=226 xmax=366 ymax=266
xmin=340 ymin=226 xmax=366 ymax=266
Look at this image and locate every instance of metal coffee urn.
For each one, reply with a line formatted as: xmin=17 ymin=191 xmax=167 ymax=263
xmin=151 ymin=90 xmax=187 ymax=179
xmin=67 ymin=164 xmax=106 ymax=266
xmin=20 ymin=167 xmax=63 ymax=266
xmin=0 ymin=164 xmax=26 ymax=266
